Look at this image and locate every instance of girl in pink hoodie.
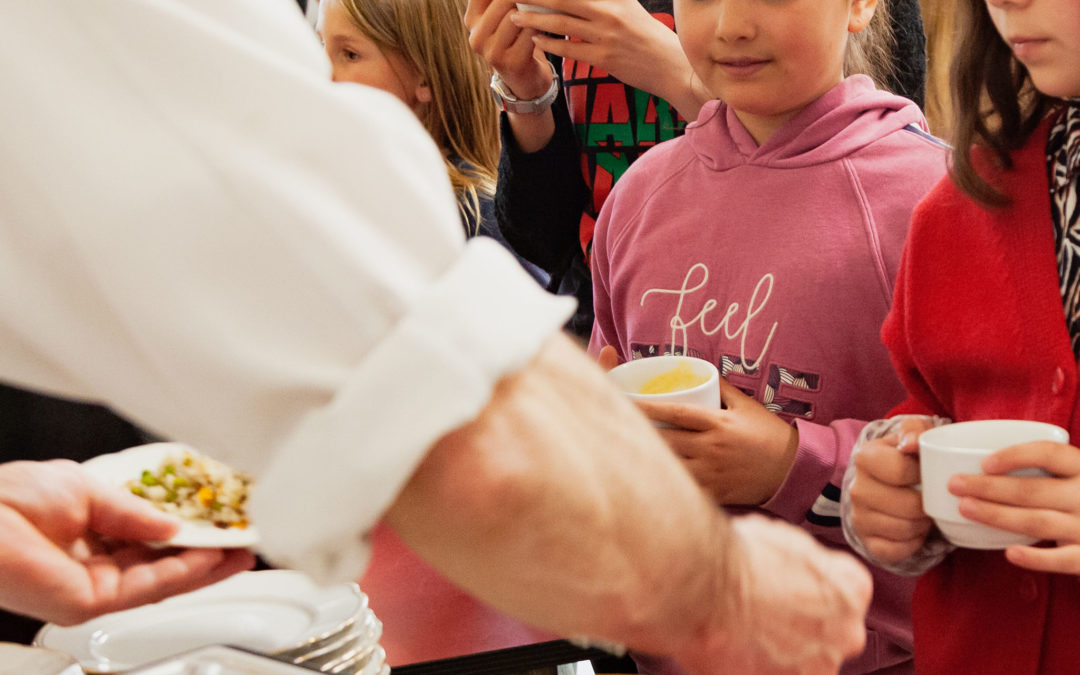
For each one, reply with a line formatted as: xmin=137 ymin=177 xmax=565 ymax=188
xmin=588 ymin=1 xmax=947 ymax=672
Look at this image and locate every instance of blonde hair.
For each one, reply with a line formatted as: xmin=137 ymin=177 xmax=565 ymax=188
xmin=919 ymin=0 xmax=959 ymax=140
xmin=338 ymin=0 xmax=500 ymax=232
xmin=844 ymin=0 xmax=896 ymax=91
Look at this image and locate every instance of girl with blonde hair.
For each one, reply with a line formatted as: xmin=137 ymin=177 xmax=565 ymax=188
xmin=318 ymin=0 xmax=545 ymax=283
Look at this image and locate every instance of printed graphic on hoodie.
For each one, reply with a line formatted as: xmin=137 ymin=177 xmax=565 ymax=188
xmin=631 ymin=263 xmax=822 ymax=422
xmin=562 ymin=1 xmax=685 ymax=252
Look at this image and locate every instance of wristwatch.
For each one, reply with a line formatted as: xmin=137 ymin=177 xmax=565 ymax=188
xmin=490 ymin=60 xmax=560 ymax=115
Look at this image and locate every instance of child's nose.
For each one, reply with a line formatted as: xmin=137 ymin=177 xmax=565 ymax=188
xmin=713 ymin=0 xmax=757 ymax=42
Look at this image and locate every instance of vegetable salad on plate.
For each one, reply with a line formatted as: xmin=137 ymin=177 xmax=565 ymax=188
xmin=127 ymin=450 xmax=252 ymax=529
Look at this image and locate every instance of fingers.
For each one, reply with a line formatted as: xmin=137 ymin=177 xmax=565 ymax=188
xmin=513 ymin=10 xmax=590 ymax=40
xmin=861 ymin=534 xmax=931 ymax=565
xmin=463 ymin=0 xmax=496 ymax=30
xmin=849 ymin=503 xmax=933 ymax=542
xmin=715 ymin=376 xmax=753 ymax=407
xmin=636 ymin=400 xmax=717 ymax=433
xmin=596 ymin=345 xmax=619 ymax=372
xmin=86 ymin=547 xmax=256 ymax=623
xmin=1006 ymin=543 xmax=1080 ymax=575
xmin=896 ymin=416 xmax=934 ymax=453
xmin=949 ymin=472 xmax=1065 ymax=509
xmin=957 ymin=496 xmax=1077 ymax=543
xmin=846 ymin=460 xmax=930 ymax=563
xmin=852 ymin=438 xmax=921 ymax=487
xmin=86 ymin=478 xmax=182 ymax=544
xmin=467 ymin=0 xmax=530 ymax=64
xmin=983 ymin=441 xmax=1080 ymax=477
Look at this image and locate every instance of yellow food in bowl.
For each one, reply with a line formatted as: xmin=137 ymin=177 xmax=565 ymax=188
xmin=638 ymin=362 xmax=709 ymax=394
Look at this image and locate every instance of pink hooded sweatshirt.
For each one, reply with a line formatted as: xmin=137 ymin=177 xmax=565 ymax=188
xmin=589 ymin=76 xmax=947 ymax=673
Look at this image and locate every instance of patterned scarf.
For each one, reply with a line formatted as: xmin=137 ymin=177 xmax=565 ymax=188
xmin=1047 ymin=101 xmax=1080 ymax=358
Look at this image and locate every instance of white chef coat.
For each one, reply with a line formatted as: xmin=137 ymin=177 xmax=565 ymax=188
xmin=0 ymin=0 xmax=573 ymax=581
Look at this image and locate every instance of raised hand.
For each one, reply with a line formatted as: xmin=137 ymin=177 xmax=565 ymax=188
xmin=465 ymin=0 xmax=553 ymax=100
xmin=950 ymin=440 xmax=1080 ymax=576
xmin=508 ymin=0 xmax=709 ymax=119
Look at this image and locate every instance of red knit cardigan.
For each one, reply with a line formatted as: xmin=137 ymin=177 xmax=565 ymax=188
xmin=884 ymin=118 xmax=1080 ymax=674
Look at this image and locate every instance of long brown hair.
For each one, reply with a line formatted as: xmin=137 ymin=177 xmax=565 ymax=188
xmin=845 ymin=0 xmax=895 ymax=91
xmin=338 ymin=0 xmax=499 ymax=231
xmin=949 ymin=0 xmax=1053 ymax=207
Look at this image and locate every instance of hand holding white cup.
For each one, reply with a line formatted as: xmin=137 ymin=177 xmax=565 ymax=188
xmin=919 ymin=419 xmax=1069 ymax=549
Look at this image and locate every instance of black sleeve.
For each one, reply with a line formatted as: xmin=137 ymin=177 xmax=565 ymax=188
xmin=470 ymin=192 xmax=552 ymax=288
xmin=887 ymin=0 xmax=927 ymax=110
xmin=493 ymin=56 xmax=591 ymax=278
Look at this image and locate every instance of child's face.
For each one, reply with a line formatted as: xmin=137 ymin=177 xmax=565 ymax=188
xmin=316 ymin=0 xmax=427 ymax=111
xmin=674 ymin=0 xmax=876 ymax=144
xmin=985 ymin=0 xmax=1080 ymax=99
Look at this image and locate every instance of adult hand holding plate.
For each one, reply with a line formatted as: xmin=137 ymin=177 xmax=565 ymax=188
xmin=0 ymin=458 xmax=254 ymax=627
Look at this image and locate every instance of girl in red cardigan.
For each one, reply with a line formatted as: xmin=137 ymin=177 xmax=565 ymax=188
xmin=840 ymin=0 xmax=1080 ymax=672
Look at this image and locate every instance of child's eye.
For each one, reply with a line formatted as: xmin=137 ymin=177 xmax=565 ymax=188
xmin=343 ymin=49 xmax=361 ymax=62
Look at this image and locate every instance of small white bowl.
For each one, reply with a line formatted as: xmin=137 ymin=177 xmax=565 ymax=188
xmin=919 ymin=419 xmax=1068 ymax=549
xmin=608 ymin=355 xmax=720 ymax=409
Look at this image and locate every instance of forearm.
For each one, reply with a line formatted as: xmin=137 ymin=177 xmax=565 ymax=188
xmin=495 ymin=93 xmax=590 ymax=271
xmin=632 ymin=27 xmax=711 ymax=122
xmin=384 ymin=332 xmax=730 ymax=661
xmin=507 ymin=109 xmax=556 ymax=154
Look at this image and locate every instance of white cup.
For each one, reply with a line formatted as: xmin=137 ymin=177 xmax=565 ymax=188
xmin=607 ymin=355 xmax=721 ymax=409
xmin=919 ymin=419 xmax=1068 ymax=549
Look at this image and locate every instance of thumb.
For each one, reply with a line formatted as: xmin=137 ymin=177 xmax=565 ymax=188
xmin=896 ymin=416 xmax=936 ymax=454
xmin=87 ymin=478 xmax=181 ymax=543
xmin=597 ymin=345 xmax=620 ymax=372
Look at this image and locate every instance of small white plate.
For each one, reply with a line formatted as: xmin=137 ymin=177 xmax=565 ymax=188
xmin=35 ymin=571 xmax=370 ymax=673
xmin=82 ymin=443 xmax=259 ymax=549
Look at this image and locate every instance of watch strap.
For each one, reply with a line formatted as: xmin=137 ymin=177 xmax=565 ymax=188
xmin=490 ymin=60 xmax=560 ymax=115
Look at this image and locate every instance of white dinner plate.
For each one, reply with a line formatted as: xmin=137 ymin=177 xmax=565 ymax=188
xmin=82 ymin=443 xmax=259 ymax=549
xmin=35 ymin=571 xmax=370 ymax=674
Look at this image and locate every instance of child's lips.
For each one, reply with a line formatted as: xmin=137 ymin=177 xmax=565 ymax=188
xmin=1008 ymin=36 xmax=1050 ymax=61
xmin=714 ymin=57 xmax=770 ymax=77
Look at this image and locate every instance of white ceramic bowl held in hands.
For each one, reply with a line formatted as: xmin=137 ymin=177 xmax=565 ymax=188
xmin=919 ymin=419 xmax=1069 ymax=549
xmin=607 ymin=354 xmax=721 ymax=409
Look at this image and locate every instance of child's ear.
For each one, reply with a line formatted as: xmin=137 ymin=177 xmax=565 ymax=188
xmin=848 ymin=0 xmax=878 ymax=33
xmin=415 ymin=83 xmax=432 ymax=103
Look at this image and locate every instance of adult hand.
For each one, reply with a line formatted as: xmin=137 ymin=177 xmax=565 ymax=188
xmin=465 ymin=0 xmax=553 ymax=100
xmin=509 ymin=0 xmax=709 ymax=119
xmin=636 ymin=377 xmax=799 ymax=506
xmin=678 ymin=514 xmax=872 ymax=674
xmin=950 ymin=440 xmax=1080 ymax=576
xmin=0 ymin=460 xmax=255 ymax=626
xmin=846 ymin=417 xmax=935 ymax=564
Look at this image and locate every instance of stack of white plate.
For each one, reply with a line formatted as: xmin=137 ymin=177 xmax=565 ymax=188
xmin=35 ymin=571 xmax=388 ymax=675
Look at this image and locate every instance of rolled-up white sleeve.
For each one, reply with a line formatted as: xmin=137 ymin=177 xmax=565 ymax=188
xmin=0 ymin=0 xmax=573 ymax=580
xmin=255 ymin=237 xmax=574 ymax=580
